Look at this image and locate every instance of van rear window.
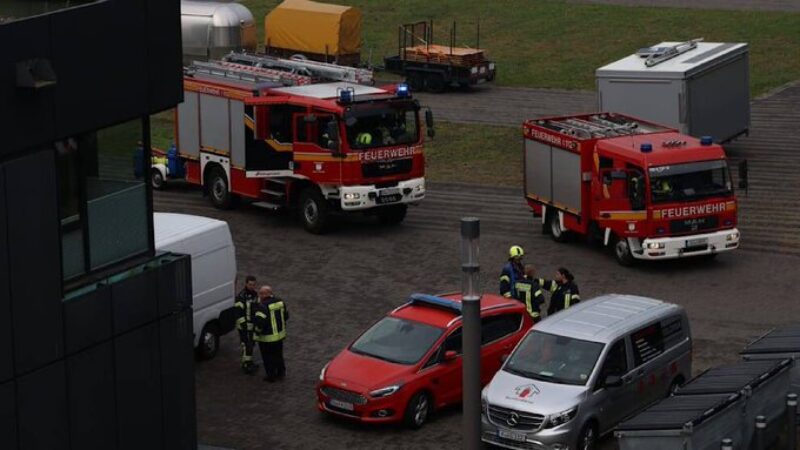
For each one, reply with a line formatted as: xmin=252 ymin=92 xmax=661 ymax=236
xmin=631 ymin=323 xmax=664 ymax=366
xmin=661 ymin=316 xmax=684 ymax=348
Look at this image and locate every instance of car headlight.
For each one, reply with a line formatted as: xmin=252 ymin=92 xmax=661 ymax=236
xmin=481 ymin=390 xmax=488 ymax=413
xmin=544 ymin=407 xmax=577 ymax=429
xmin=415 ymin=182 xmax=425 ymax=192
xmin=319 ymin=363 xmax=329 ymax=381
xmin=489 ymin=63 xmax=496 ymax=71
xmin=344 ymin=192 xmax=361 ymax=200
xmin=726 ymin=232 xmax=740 ymax=241
xmin=646 ymin=242 xmax=665 ymax=249
xmin=369 ymin=384 xmax=402 ymax=398
xmin=470 ymin=67 xmax=478 ymax=74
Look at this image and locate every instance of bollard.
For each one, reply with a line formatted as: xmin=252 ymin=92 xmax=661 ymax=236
xmin=754 ymin=415 xmax=767 ymax=450
xmin=460 ymin=218 xmax=481 ymax=450
xmin=721 ymin=438 xmax=733 ymax=450
xmin=788 ymin=393 xmax=798 ymax=450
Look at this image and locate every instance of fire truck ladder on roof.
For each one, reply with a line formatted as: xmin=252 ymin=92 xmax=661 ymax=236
xmin=544 ymin=115 xmax=646 ymax=139
xmin=637 ymin=38 xmax=703 ymax=67
xmin=222 ymin=51 xmax=374 ymax=85
xmin=187 ymin=60 xmax=312 ymax=86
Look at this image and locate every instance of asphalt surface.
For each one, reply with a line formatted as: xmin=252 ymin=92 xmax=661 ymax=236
xmin=156 ymin=178 xmax=799 ymax=449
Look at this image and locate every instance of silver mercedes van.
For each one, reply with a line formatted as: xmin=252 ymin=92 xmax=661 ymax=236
xmin=481 ymin=294 xmax=691 ymax=450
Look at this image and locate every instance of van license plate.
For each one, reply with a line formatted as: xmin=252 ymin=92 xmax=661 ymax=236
xmin=498 ymin=430 xmax=526 ymax=442
xmin=686 ymin=238 xmax=708 ymax=247
xmin=329 ymin=399 xmax=354 ymax=411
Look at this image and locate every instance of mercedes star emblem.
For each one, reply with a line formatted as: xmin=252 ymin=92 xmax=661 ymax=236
xmin=506 ymin=412 xmax=519 ymax=427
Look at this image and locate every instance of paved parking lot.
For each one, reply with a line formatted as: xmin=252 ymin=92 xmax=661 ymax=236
xmin=156 ymin=177 xmax=799 ymax=449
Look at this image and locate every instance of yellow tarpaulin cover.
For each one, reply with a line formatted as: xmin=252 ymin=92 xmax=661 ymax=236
xmin=265 ymin=0 xmax=361 ymax=55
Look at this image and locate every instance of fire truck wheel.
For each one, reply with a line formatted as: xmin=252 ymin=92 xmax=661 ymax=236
xmin=208 ymin=168 xmax=233 ymax=210
xmin=377 ymin=204 xmax=407 ymax=226
xmin=150 ymin=169 xmax=165 ymax=190
xmin=299 ymin=188 xmax=330 ymax=234
xmin=425 ymin=74 xmax=446 ymax=93
xmin=613 ymin=237 xmax=635 ymax=266
xmin=548 ymin=212 xmax=569 ymax=243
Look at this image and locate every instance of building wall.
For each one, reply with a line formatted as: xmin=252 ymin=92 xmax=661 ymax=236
xmin=0 ymin=1 xmax=194 ymax=448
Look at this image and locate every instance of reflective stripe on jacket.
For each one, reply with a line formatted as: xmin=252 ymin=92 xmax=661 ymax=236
xmin=513 ymin=279 xmax=544 ymax=318
xmin=543 ymin=280 xmax=580 ymax=315
xmin=500 ymin=261 xmax=524 ymax=299
xmin=254 ymin=299 xmax=288 ymax=343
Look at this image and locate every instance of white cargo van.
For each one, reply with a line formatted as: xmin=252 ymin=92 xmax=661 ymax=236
xmin=154 ymin=212 xmax=237 ymax=360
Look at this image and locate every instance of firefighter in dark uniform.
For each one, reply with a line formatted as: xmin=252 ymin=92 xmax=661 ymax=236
xmin=254 ymin=285 xmax=289 ymax=382
xmin=513 ymin=265 xmax=545 ymax=323
xmin=234 ymin=275 xmax=259 ymax=374
xmin=500 ymin=245 xmax=525 ymax=299
xmin=543 ymin=267 xmax=580 ymax=316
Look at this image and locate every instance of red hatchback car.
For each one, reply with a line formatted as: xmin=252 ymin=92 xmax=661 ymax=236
xmin=317 ymin=293 xmax=533 ymax=428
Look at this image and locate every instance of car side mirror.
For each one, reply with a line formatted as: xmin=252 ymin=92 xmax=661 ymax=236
xmin=444 ymin=350 xmax=458 ymax=362
xmin=425 ymin=109 xmax=435 ymax=138
xmin=325 ymin=121 xmax=341 ymax=155
xmin=603 ymin=374 xmax=623 ymax=388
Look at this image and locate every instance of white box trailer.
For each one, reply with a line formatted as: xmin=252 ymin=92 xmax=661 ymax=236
xmin=596 ymin=41 xmax=750 ymax=143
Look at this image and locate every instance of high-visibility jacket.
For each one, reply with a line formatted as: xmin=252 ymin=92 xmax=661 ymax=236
xmin=543 ymin=280 xmax=580 ymax=315
xmin=499 ymin=261 xmax=524 ymax=299
xmin=234 ymin=288 xmax=258 ymax=332
xmin=254 ymin=297 xmax=289 ymax=343
xmin=513 ymin=278 xmax=545 ymax=319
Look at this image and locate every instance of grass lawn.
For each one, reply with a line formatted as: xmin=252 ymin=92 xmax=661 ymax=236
xmin=242 ymin=0 xmax=800 ymax=96
xmin=425 ymin=122 xmax=519 ymax=187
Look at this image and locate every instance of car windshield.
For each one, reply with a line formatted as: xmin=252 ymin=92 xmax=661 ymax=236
xmin=504 ymin=331 xmax=604 ymax=386
xmin=345 ymin=104 xmax=419 ymax=150
xmin=649 ymin=160 xmax=732 ymax=204
xmin=350 ymin=317 xmax=443 ymax=365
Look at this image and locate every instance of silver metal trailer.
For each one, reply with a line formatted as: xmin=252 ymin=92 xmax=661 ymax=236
xmin=596 ymin=40 xmax=750 ymax=143
xmin=181 ymin=0 xmax=257 ymax=65
xmin=615 ymin=393 xmax=746 ymax=450
xmin=742 ymin=325 xmax=800 ymax=410
xmin=674 ymin=359 xmax=792 ymax=446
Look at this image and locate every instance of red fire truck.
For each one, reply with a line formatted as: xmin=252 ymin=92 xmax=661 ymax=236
xmin=523 ymin=113 xmax=740 ymax=265
xmin=158 ymin=61 xmax=431 ymax=233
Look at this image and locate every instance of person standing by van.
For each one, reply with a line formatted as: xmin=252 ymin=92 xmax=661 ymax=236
xmin=513 ymin=265 xmax=545 ymax=323
xmin=543 ymin=267 xmax=580 ymax=316
xmin=234 ymin=275 xmax=259 ymax=374
xmin=254 ymin=286 xmax=289 ymax=382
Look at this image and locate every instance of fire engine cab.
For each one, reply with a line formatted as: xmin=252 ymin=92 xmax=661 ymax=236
xmin=523 ymin=113 xmax=740 ymax=265
xmin=157 ymin=60 xmax=430 ymax=233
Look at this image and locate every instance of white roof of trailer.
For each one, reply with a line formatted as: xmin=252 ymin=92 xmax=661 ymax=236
xmin=270 ymin=82 xmax=387 ymax=99
xmin=596 ymin=42 xmax=748 ymax=80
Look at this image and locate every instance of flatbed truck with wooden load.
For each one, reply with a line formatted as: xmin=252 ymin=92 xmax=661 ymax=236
xmin=383 ymin=21 xmax=496 ymax=93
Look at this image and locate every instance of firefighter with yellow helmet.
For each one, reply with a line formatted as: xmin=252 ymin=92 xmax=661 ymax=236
xmin=500 ymin=245 xmax=525 ymax=298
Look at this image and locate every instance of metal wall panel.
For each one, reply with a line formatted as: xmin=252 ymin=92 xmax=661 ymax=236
xmin=525 ymin=139 xmax=552 ymax=201
xmin=67 ymin=342 xmax=116 ymax=450
xmin=112 ymin=268 xmax=158 ymax=335
xmin=0 ymin=381 xmax=16 ymax=450
xmin=50 ymin=1 xmax=148 ymax=134
xmin=160 ymin=310 xmax=197 ymax=450
xmin=0 ymin=167 xmax=12 ymax=383
xmin=0 ymin=18 xmax=56 ymax=156
xmin=17 ymin=362 xmax=68 ymax=450
xmin=145 ymin=0 xmax=183 ymax=113
xmin=200 ymin=94 xmax=230 ymax=153
xmin=552 ymin=149 xmax=582 ymax=213
xmin=598 ymin=79 xmax=681 ymax=131
xmin=687 ymin=55 xmax=750 ymax=141
xmin=63 ymin=284 xmax=113 ymax=356
xmin=230 ymin=100 xmax=246 ymax=167
xmin=178 ymin=92 xmax=200 ymax=158
xmin=158 ymin=254 xmax=193 ymax=316
xmin=115 ymin=323 xmax=164 ymax=450
xmin=5 ymin=150 xmax=63 ymax=375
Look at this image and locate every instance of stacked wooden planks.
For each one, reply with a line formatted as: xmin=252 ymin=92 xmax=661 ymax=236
xmin=402 ymin=44 xmax=487 ymax=66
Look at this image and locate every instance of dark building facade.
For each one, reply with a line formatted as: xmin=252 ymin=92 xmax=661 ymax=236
xmin=0 ymin=1 xmax=196 ymax=449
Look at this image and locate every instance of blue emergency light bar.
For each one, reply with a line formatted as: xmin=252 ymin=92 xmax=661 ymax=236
xmin=408 ymin=293 xmax=462 ymax=313
xmin=338 ymin=87 xmax=354 ymax=103
xmin=396 ymin=83 xmax=410 ymax=98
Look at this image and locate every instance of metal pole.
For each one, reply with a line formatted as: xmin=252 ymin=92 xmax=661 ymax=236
xmin=787 ymin=393 xmax=798 ymax=450
xmin=460 ymin=217 xmax=481 ymax=450
xmin=720 ymin=438 xmax=733 ymax=450
xmin=754 ymin=415 xmax=766 ymax=450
